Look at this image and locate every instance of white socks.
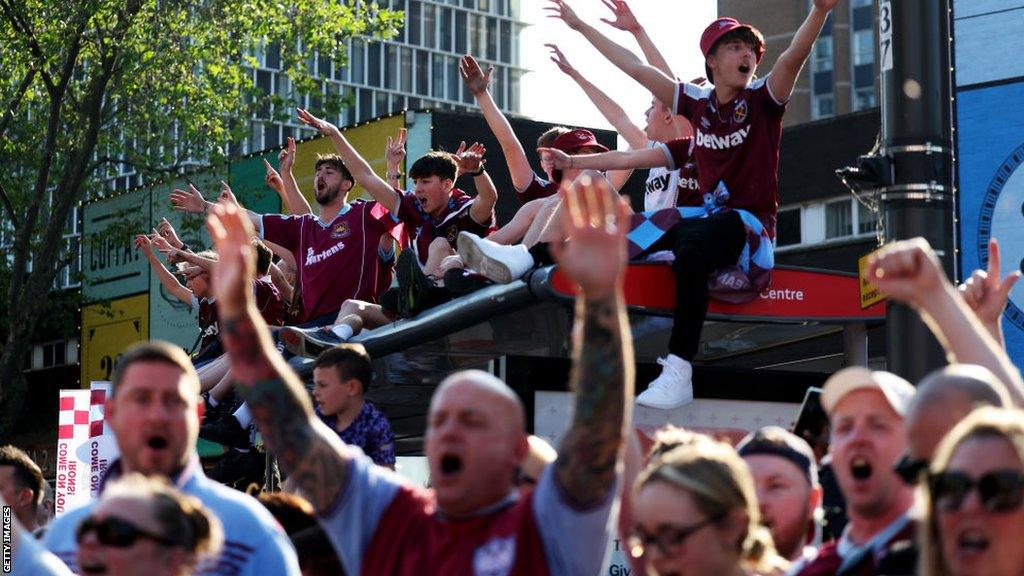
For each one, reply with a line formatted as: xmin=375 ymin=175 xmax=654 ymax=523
xmin=331 ymin=323 xmax=355 ymax=341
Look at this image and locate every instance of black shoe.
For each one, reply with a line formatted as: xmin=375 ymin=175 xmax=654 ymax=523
xmin=199 ymin=412 xmax=251 ymax=450
xmin=443 ymin=268 xmax=494 ymax=296
xmin=208 ymin=449 xmax=266 ymax=491
xmin=396 ymin=249 xmax=436 ymax=318
xmin=280 ymin=325 xmax=343 ymax=359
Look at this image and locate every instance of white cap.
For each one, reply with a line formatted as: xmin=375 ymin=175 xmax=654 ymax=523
xmin=821 ymin=367 xmax=916 ymax=417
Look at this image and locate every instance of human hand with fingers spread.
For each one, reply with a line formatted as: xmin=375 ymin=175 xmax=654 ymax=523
xmin=134 ymin=234 xmax=154 ymax=257
xmin=170 ymin=184 xmax=208 ymax=214
xmin=550 ymin=174 xmax=630 ymax=299
xmin=537 ymin=147 xmax=572 ymax=173
xmin=206 ymin=203 xmax=256 ymax=318
xmin=219 ymin=181 xmax=239 ymax=207
xmin=148 ymin=229 xmax=174 ymax=254
xmin=866 ymin=238 xmax=949 ymax=307
xmin=960 ymin=238 xmax=1021 ymax=335
xmin=297 ymin=108 xmax=340 ymax=138
xmin=386 ymin=128 xmax=408 ymax=169
xmin=279 ymin=136 xmax=296 ymax=172
xmin=459 ymin=55 xmax=493 ymax=96
xmin=599 ymin=0 xmax=640 ymax=32
xmin=545 ymin=44 xmax=578 ymax=77
xmin=454 ymin=141 xmax=486 ymax=174
xmin=545 ymin=0 xmax=584 ymax=30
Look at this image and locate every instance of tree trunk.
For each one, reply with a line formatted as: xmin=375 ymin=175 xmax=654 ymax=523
xmin=0 ymin=330 xmax=30 ymax=439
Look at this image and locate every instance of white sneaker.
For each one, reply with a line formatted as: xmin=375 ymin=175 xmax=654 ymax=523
xmin=636 ymin=355 xmax=694 ymax=409
xmin=457 ymin=231 xmax=534 ymax=284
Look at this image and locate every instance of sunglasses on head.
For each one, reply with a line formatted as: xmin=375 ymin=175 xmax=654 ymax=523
xmin=893 ymin=453 xmax=929 ymax=485
xmin=627 ymin=513 xmax=725 ymax=559
xmin=76 ymin=516 xmax=178 ymax=548
xmin=929 ymin=470 xmax=1024 ymax=513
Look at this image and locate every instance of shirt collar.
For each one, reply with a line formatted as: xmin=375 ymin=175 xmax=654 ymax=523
xmin=98 ymin=455 xmax=202 ymax=494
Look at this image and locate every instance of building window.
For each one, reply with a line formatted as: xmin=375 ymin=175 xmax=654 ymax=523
xmin=777 ymin=209 xmax=802 ymax=247
xmin=825 ymin=199 xmax=852 ymax=239
xmin=407 ymin=1 xmax=422 ymax=45
xmin=813 ymin=94 xmax=835 ymax=119
xmin=852 ymin=29 xmax=874 ymax=66
xmin=857 ymin=201 xmax=876 ymax=235
xmin=813 ymin=36 xmax=834 ymax=73
xmin=854 ymin=87 xmax=876 ymax=110
xmin=422 ymin=2 xmax=436 ymax=49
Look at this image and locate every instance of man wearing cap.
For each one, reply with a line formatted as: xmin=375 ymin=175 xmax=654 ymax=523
xmin=736 ymin=427 xmax=822 ymax=564
xmin=795 ymin=367 xmax=917 ymax=576
xmin=548 ymin=0 xmax=839 ymax=409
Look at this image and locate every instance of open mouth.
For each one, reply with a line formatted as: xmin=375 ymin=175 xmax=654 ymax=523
xmin=851 ymin=457 xmax=873 ymax=480
xmin=739 ymin=64 xmax=752 ymax=75
xmin=147 ymin=435 xmax=169 ymax=450
xmin=440 ymin=454 xmax=463 ymax=476
xmin=417 ymin=195 xmax=429 ymax=206
xmin=316 ymin=179 xmax=327 ymax=193
xmin=80 ymin=561 xmax=108 ymax=575
xmin=957 ymin=530 xmax=990 ymax=553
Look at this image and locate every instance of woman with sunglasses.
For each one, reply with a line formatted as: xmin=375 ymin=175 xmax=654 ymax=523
xmin=922 ymin=407 xmax=1024 ymax=576
xmin=75 ymin=473 xmax=223 ymax=576
xmin=629 ymin=433 xmax=789 ymax=576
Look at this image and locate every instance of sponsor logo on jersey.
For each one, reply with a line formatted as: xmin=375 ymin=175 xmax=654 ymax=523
xmin=696 ymin=126 xmax=751 ymax=150
xmin=331 ymin=221 xmax=350 ymax=239
xmin=700 ymin=117 xmax=712 ymax=129
xmin=645 ymin=173 xmax=673 ymax=194
xmin=305 ymin=241 xmax=346 ymax=265
xmin=733 ymin=99 xmax=748 ymax=123
xmin=472 ymin=536 xmax=516 ymax=576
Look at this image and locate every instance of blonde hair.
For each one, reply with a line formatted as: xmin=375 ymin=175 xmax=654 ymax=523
xmin=637 ymin=434 xmax=789 ymax=575
xmin=919 ymin=407 xmax=1024 ymax=576
xmin=104 ymin=474 xmax=223 ymax=560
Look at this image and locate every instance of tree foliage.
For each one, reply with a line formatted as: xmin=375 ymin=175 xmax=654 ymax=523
xmin=0 ymin=0 xmax=402 ymax=437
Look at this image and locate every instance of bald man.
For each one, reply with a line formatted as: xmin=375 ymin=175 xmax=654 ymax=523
xmin=896 ymin=364 xmax=1011 ymax=484
xmin=209 ymin=173 xmax=634 ymax=575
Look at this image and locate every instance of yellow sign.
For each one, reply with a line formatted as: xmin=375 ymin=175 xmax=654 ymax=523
xmin=292 ymin=114 xmax=406 ymax=208
xmin=858 ymin=250 xmax=886 ymax=309
xmin=81 ymin=293 xmax=149 ymax=386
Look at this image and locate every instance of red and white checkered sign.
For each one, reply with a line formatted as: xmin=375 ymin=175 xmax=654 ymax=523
xmin=56 ymin=389 xmax=92 ymax=515
xmin=88 ymin=381 xmax=119 ymax=496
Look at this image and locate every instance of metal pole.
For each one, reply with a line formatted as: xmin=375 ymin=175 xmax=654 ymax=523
xmin=877 ymin=0 xmax=956 ymax=382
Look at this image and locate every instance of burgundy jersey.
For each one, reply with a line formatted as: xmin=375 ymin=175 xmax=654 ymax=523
xmin=517 ymin=173 xmax=560 ymax=203
xmin=394 ymin=187 xmax=495 ymax=267
xmin=193 ymin=296 xmax=219 ymax=353
xmin=253 ymin=276 xmax=286 ymax=327
xmin=262 ymin=200 xmax=396 ymax=322
xmin=672 ymin=76 xmax=786 ymax=236
xmin=647 ymin=137 xmax=701 ymax=210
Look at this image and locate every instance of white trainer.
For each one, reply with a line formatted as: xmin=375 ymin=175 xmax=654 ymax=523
xmin=636 ymin=355 xmax=694 ymax=409
xmin=457 ymin=231 xmax=534 ymax=284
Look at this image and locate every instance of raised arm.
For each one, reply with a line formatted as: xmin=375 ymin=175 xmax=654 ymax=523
xmin=170 ymin=183 xmax=263 ymax=231
xmin=959 ymin=238 xmax=1020 ymax=349
xmin=265 ymin=137 xmax=312 ymax=215
xmin=454 ymin=141 xmax=497 ymax=225
xmin=768 ymin=0 xmax=837 ymax=103
xmin=173 ymin=248 xmax=218 ymax=272
xmin=297 ymin=108 xmax=400 ymax=214
xmin=550 ymin=174 xmax=634 ymax=507
xmin=600 ymin=0 xmax=674 ymax=78
xmin=135 ymin=234 xmax=192 ymax=304
xmin=868 ymin=237 xmax=1024 ymax=406
xmin=459 ymin=55 xmax=535 ymax=192
xmin=207 ymin=202 xmax=353 ymax=513
xmin=540 ymin=146 xmax=667 ymax=173
xmin=547 ymin=0 xmax=676 ymax=108
xmin=385 ymin=127 xmax=408 ymax=191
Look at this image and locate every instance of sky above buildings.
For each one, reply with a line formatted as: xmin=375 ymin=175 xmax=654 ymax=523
xmin=520 ymin=0 xmax=716 ymax=135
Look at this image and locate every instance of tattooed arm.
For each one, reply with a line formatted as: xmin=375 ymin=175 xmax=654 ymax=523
xmin=206 ymin=202 xmax=354 ymax=513
xmin=549 ymin=173 xmax=635 ymax=508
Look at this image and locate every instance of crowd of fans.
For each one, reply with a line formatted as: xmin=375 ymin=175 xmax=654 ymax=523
xmin=8 ymin=1 xmax=1024 ymax=575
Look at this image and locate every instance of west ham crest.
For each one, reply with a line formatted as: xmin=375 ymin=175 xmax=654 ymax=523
xmin=472 ymin=536 xmax=515 ymax=576
xmin=733 ymin=99 xmax=748 ymax=124
xmin=331 ymin=221 xmax=350 ymax=239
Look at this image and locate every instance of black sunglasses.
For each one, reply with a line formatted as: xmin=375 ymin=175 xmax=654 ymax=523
xmin=893 ymin=453 xmax=929 ymax=485
xmin=929 ymin=470 xmax=1024 ymax=513
xmin=76 ymin=516 xmax=178 ymax=548
xmin=628 ymin=513 xmax=725 ymax=559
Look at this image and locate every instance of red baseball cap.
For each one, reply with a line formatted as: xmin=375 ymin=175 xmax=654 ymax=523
xmin=700 ymin=17 xmax=765 ymax=61
xmin=551 ymin=129 xmax=609 ymax=155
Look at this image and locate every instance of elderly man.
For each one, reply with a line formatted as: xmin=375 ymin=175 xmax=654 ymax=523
xmin=208 ymin=172 xmax=634 ymax=575
xmin=795 ymin=368 xmax=917 ymax=576
xmin=43 ymin=341 xmax=299 ymax=575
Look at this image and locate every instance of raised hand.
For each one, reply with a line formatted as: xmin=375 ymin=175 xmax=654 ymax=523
xmin=134 ymin=234 xmax=154 ymax=256
xmin=544 ymin=0 xmax=584 ymax=30
xmin=599 ymin=0 xmax=640 ymax=32
xmin=263 ymin=158 xmax=284 ymax=194
xmin=279 ymin=136 xmax=296 ymax=172
xmin=454 ymin=141 xmax=486 ymax=174
xmin=545 ymin=43 xmax=577 ymax=76
xmin=960 ymin=238 xmax=1021 ymax=326
xmin=866 ymin=237 xmax=949 ymax=307
xmin=459 ymin=55 xmax=493 ymax=96
xmin=206 ymin=203 xmax=256 ymax=318
xmin=149 ymin=230 xmax=174 ymax=254
xmin=537 ymin=147 xmax=572 ymax=172
xmin=157 ymin=217 xmax=184 ymax=249
xmin=170 ymin=184 xmax=208 ymax=214
xmin=297 ymin=108 xmax=340 ymax=138
xmin=549 ymin=174 xmax=630 ymax=299
xmin=218 ymin=180 xmax=240 ymax=207
xmin=386 ymin=127 xmax=407 ymax=168
xmin=813 ymin=0 xmax=840 ymax=10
